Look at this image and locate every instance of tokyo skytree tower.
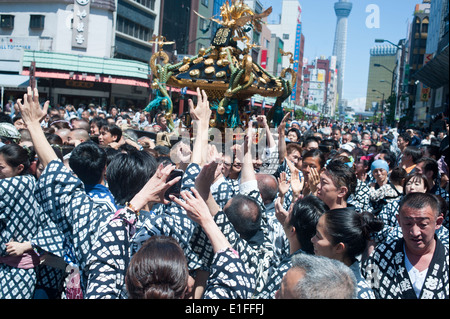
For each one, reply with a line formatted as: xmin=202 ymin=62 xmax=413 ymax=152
xmin=332 ymin=0 xmax=352 ymax=119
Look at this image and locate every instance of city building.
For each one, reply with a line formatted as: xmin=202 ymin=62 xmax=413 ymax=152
xmin=302 ymin=55 xmax=337 ymax=118
xmin=412 ymin=0 xmax=448 ymax=129
xmin=193 ymin=0 xmax=214 ymax=53
xmin=404 ymin=1 xmax=431 ymax=126
xmin=266 ymin=33 xmax=284 ymax=77
xmin=244 ymin=0 xmax=271 ymax=68
xmin=115 ymin=0 xmax=160 ymax=63
xmin=0 ymin=0 xmax=123 ymax=109
xmin=267 ymin=0 xmax=303 ymax=105
xmin=365 ymin=44 xmax=398 ymax=112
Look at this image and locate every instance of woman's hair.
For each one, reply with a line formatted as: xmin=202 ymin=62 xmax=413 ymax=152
xmin=106 ymin=150 xmax=157 ymax=205
xmin=403 ymin=172 xmax=431 ymax=193
xmin=324 ymin=208 xmax=383 ymax=262
xmin=125 ymin=236 xmax=188 ymax=299
xmin=390 ymin=167 xmax=407 ymax=185
xmin=288 ymin=195 xmax=328 ymax=254
xmin=0 ymin=143 xmax=31 ymax=176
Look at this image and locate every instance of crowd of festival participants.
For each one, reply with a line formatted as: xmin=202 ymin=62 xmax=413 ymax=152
xmin=0 ymin=86 xmax=448 ymax=300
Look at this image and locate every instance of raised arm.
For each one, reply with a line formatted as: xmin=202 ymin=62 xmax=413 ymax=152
xmin=257 ymin=115 xmax=276 ymax=150
xmin=189 ymin=88 xmax=211 ymax=165
xmin=277 ymin=112 xmax=290 ymax=164
xmin=17 ymin=87 xmax=56 ymax=167
xmin=240 ymin=120 xmax=257 ymax=184
xmin=171 ymin=188 xmax=231 ymax=254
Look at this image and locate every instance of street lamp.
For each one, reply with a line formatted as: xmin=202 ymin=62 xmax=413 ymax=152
xmin=372 ymin=89 xmax=385 ymax=127
xmin=374 ymin=63 xmax=395 ymax=94
xmin=375 ymin=38 xmax=402 ymax=49
xmin=380 ymin=79 xmax=391 ymax=86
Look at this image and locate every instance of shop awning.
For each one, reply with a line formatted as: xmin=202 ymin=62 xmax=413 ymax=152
xmin=0 ymin=74 xmax=30 ymax=88
xmin=254 ymin=102 xmax=273 ymax=109
xmin=412 ymin=45 xmax=449 ymax=88
xmin=21 ymin=69 xmax=150 ymax=87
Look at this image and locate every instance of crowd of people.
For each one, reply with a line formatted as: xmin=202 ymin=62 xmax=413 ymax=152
xmin=0 ymin=86 xmax=448 ymax=300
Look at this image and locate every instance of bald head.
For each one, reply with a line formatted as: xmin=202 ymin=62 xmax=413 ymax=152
xmin=68 ymin=129 xmax=91 ymax=147
xmin=256 ymin=173 xmax=278 ymax=205
xmin=72 ymin=118 xmax=90 ymax=132
xmin=56 ymin=128 xmax=71 ymax=144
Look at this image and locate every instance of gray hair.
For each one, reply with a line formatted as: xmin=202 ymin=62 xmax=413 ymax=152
xmin=291 ymin=254 xmax=357 ymax=299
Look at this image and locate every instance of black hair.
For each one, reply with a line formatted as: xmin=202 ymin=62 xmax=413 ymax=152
xmin=0 ymin=112 xmax=13 ymax=124
xmin=398 ymin=132 xmax=411 ymax=145
xmin=106 ymin=151 xmax=157 ymax=206
xmin=154 ymin=145 xmax=171 ymax=156
xmin=379 ymin=149 xmax=397 ymax=170
xmin=69 ymin=142 xmax=107 ymax=185
xmin=324 ymin=208 xmax=383 ymax=262
xmin=403 ymin=146 xmax=422 ymax=164
xmin=416 ymin=157 xmax=439 ymax=180
xmin=421 ymin=144 xmax=440 ymax=159
xmin=90 ymin=117 xmax=108 ymax=132
xmin=303 ymin=136 xmax=320 ymax=148
xmin=390 ymin=167 xmax=407 ymax=185
xmin=101 ymin=124 xmax=122 ymax=142
xmin=224 ymin=194 xmax=262 ymax=241
xmin=399 ymin=192 xmax=441 ymax=218
xmin=324 ymin=159 xmax=357 ymax=199
xmin=287 ymin=128 xmax=301 ymax=141
xmin=302 ymin=148 xmax=326 ymax=169
xmin=46 ymin=133 xmax=63 ymax=146
xmin=289 ymin=195 xmax=328 ymax=254
xmin=0 ymin=143 xmax=31 ymax=175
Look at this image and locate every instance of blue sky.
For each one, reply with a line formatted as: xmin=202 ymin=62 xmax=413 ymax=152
xmin=259 ymin=0 xmax=422 ymax=111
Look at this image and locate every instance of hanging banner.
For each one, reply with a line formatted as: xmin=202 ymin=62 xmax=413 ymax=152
xmin=72 ymin=0 xmax=91 ymax=49
xmin=291 ymin=23 xmax=302 ymax=101
xmin=260 ymin=50 xmax=268 ymax=69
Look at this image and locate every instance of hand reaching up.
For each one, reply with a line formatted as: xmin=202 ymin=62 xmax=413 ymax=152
xmin=274 ymin=197 xmax=289 ymax=226
xmin=195 ymin=160 xmax=219 ymax=200
xmin=171 ymin=188 xmax=212 ymax=226
xmin=171 ymin=188 xmax=231 ymax=253
xmin=277 ymin=171 xmax=290 ymax=199
xmin=130 ymin=164 xmax=181 ymax=211
xmin=188 ymin=87 xmax=211 ymax=123
xmin=17 ymin=86 xmax=49 ymax=126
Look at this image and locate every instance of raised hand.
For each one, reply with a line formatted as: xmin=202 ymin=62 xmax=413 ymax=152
xmin=307 ymin=167 xmax=320 ymax=195
xmin=170 ymin=188 xmax=212 ymax=225
xmin=17 ymin=86 xmax=49 ymax=126
xmin=290 ymin=167 xmax=304 ymax=198
xmin=130 ymin=164 xmax=181 ymax=210
xmin=188 ymin=87 xmax=211 ymax=123
xmin=274 ymin=197 xmax=289 ymax=226
xmin=170 ymin=188 xmax=231 ymax=253
xmin=195 ymin=160 xmax=219 ymax=200
xmin=277 ymin=112 xmax=290 ymax=136
xmin=277 ymin=171 xmax=290 ymax=198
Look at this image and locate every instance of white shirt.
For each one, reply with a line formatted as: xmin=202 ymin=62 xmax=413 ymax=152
xmin=404 ymin=247 xmax=428 ymax=298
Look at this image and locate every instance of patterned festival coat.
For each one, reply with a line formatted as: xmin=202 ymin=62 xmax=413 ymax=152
xmin=362 ymin=236 xmax=449 ymax=299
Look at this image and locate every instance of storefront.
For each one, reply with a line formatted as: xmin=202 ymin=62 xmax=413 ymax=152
xmin=21 ymin=50 xmax=152 ymax=110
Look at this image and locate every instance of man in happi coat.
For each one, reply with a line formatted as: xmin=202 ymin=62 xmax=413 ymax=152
xmin=362 ymin=192 xmax=449 ymax=299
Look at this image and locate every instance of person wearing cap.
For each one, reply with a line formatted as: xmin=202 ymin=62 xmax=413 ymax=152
xmin=288 ymin=119 xmax=299 ymax=129
xmin=368 ymin=159 xmax=402 ymax=215
xmin=0 ymin=122 xmax=21 ymax=146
